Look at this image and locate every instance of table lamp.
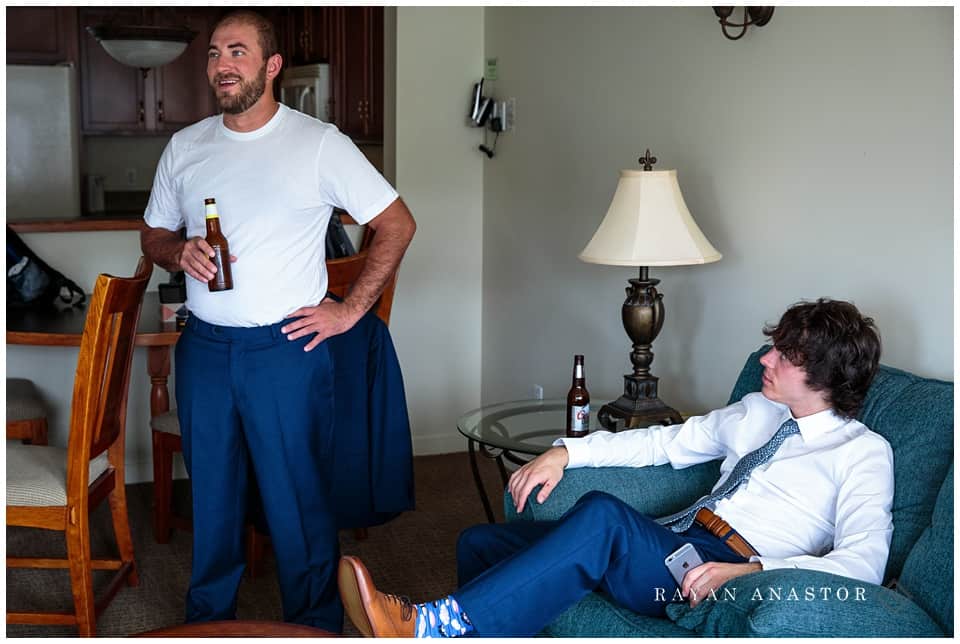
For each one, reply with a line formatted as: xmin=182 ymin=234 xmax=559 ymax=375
xmin=579 ymin=150 xmax=721 ymax=430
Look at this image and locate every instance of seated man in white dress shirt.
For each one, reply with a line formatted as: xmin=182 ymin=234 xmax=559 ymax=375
xmin=337 ymin=298 xmax=892 ymax=638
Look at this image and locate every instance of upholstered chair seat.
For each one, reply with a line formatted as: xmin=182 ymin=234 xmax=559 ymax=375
xmin=7 ymin=443 xmax=110 ymax=507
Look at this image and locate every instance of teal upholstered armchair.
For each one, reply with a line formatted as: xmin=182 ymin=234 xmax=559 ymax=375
xmin=505 ymin=347 xmax=954 ymax=637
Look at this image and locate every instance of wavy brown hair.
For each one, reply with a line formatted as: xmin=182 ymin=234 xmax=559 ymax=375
xmin=763 ymin=298 xmax=881 ymax=419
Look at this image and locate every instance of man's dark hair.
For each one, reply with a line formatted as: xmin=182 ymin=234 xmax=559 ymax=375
xmin=763 ymin=298 xmax=881 ymax=419
xmin=214 ymin=10 xmax=279 ymax=60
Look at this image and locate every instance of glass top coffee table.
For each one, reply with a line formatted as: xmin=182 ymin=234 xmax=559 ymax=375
xmin=457 ymin=399 xmax=590 ymax=523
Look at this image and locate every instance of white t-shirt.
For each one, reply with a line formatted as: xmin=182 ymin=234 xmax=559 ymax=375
xmin=144 ymin=104 xmax=398 ymax=327
xmin=556 ymin=392 xmax=895 ymax=585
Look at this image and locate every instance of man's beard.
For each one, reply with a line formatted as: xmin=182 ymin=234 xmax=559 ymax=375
xmin=214 ymin=64 xmax=267 ymax=115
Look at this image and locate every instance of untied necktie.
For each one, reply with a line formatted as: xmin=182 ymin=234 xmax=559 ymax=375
xmin=656 ymin=418 xmax=801 ymax=533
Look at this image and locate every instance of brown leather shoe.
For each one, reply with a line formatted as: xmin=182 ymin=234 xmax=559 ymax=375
xmin=338 ymin=555 xmax=416 ymax=637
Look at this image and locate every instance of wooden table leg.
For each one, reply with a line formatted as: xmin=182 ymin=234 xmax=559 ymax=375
xmin=147 ymin=346 xmax=171 ymax=417
xmin=147 ymin=345 xmax=174 ymax=543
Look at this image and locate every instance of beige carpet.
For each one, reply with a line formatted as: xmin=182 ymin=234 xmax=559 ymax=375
xmin=6 ymin=452 xmax=506 ymax=637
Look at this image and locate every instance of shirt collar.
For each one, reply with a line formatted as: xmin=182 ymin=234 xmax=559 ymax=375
xmin=218 ymin=103 xmax=286 ymax=141
xmin=791 ymin=406 xmax=847 ymax=441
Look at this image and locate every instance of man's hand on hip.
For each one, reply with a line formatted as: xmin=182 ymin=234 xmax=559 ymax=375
xmin=681 ymin=561 xmax=762 ymax=608
xmin=508 ymin=446 xmax=569 ymax=514
xmin=282 ymin=297 xmax=360 ymax=351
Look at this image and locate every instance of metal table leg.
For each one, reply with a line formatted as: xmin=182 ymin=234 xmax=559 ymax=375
xmin=467 ymin=438 xmax=497 ymax=523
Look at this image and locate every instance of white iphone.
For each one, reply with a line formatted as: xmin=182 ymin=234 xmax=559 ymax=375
xmin=664 ymin=543 xmax=704 ymax=587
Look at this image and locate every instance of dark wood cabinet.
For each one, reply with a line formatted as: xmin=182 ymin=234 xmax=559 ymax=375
xmin=148 ymin=10 xmax=217 ymax=132
xmin=7 ymin=6 xmax=79 ymax=64
xmin=271 ymin=6 xmax=383 ymax=142
xmin=7 ymin=6 xmax=382 ymax=141
xmin=334 ymin=7 xmax=383 ymax=142
xmin=281 ymin=7 xmax=335 ymax=67
xmin=78 ymin=7 xmax=215 ymax=134
xmin=77 ymin=8 xmax=145 ymax=133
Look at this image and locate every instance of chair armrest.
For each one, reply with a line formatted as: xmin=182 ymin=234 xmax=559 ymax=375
xmin=504 ymin=461 xmax=720 ymax=522
xmin=666 ymin=569 xmax=944 ymax=637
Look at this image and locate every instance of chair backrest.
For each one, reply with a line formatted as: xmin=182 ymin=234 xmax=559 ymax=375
xmin=66 ymin=257 xmax=152 ymax=492
xmin=325 ymin=220 xmax=399 ymax=326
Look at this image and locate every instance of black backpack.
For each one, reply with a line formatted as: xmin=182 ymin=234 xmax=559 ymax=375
xmin=6 ymin=226 xmax=85 ymax=309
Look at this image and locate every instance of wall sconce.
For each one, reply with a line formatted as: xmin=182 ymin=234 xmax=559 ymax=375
xmin=713 ymin=6 xmax=775 ymax=40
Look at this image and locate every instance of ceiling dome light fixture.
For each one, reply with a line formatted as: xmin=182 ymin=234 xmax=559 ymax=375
xmin=87 ymin=24 xmax=197 ymax=78
xmin=712 ymin=6 xmax=775 ymax=41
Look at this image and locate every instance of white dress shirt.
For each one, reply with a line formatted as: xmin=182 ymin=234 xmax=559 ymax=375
xmin=555 ymin=392 xmax=894 ymax=585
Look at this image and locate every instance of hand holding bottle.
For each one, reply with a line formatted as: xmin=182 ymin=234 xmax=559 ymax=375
xmin=177 ymin=236 xmax=237 ymax=284
xmin=176 ymin=198 xmax=238 ymax=288
xmin=203 ymin=198 xmax=233 ymax=292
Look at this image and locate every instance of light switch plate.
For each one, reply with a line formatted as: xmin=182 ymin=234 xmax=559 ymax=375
xmin=484 ymin=57 xmax=498 ymax=81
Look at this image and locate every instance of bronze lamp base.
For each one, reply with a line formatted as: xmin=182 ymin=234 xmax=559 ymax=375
xmin=597 ymin=376 xmax=683 ymax=430
xmin=597 ymin=266 xmax=684 ymax=431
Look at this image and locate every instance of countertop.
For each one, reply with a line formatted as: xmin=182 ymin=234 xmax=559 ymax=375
xmin=8 ymin=215 xmax=145 ymax=233
xmin=9 ymin=209 xmax=361 ymax=234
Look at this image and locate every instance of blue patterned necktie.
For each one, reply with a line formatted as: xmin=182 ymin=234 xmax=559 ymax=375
xmin=657 ymin=418 xmax=801 ymax=533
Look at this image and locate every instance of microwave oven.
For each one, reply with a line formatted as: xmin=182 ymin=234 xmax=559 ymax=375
xmin=279 ymin=63 xmax=331 ymax=122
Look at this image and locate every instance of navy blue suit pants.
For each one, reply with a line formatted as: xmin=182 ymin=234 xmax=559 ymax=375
xmin=175 ymin=315 xmax=341 ymax=632
xmin=454 ymin=491 xmax=749 ymax=637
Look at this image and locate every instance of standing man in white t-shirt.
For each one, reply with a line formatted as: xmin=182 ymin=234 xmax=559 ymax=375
xmin=140 ymin=10 xmax=415 ymax=633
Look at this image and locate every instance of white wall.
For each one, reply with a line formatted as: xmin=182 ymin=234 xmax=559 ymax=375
xmin=481 ymin=6 xmax=954 ymax=414
xmin=392 ymin=7 xmax=485 ymax=453
xmin=84 ymin=137 xmax=169 ymax=191
xmin=6 ymin=231 xmax=168 ymax=481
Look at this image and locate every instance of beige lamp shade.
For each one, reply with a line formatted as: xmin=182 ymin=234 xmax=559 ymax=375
xmin=579 ymin=169 xmax=721 ymax=267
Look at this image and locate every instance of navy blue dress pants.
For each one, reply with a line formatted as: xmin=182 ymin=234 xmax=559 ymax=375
xmin=454 ymin=491 xmax=749 ymax=637
xmin=175 ymin=315 xmax=341 ymax=632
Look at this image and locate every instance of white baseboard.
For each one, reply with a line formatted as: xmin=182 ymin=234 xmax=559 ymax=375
xmin=412 ymin=432 xmax=468 ymax=456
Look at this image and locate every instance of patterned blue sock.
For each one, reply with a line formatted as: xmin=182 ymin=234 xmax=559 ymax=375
xmin=414 ymin=595 xmax=475 ymax=638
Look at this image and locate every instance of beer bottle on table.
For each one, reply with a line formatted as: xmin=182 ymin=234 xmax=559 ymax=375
xmin=204 ymin=198 xmax=233 ymax=292
xmin=566 ymin=354 xmax=590 ymax=438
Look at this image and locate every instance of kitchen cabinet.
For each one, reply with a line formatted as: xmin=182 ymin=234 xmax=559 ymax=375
xmin=271 ymin=6 xmax=383 ymax=142
xmin=7 ymin=6 xmax=78 ymax=65
xmin=8 ymin=6 xmax=383 ymax=141
xmin=277 ymin=7 xmax=335 ymax=68
xmin=334 ymin=7 xmax=383 ymax=143
xmin=270 ymin=7 xmax=337 ymax=124
xmin=149 ymin=10 xmax=218 ymax=132
xmin=78 ymin=8 xmax=216 ymax=134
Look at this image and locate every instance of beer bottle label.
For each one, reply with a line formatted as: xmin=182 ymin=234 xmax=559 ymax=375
xmin=211 ymin=247 xmax=226 ymax=270
xmin=570 ymin=404 xmax=590 ymax=433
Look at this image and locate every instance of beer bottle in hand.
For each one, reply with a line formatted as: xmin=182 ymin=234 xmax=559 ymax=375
xmin=566 ymin=354 xmax=590 ymax=438
xmin=204 ymin=198 xmax=233 ymax=292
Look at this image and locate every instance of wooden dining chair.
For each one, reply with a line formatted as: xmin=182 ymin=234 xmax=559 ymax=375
xmin=6 ymin=257 xmax=152 ymax=637
xmin=151 ymin=232 xmax=399 ymax=567
xmin=6 ymin=377 xmax=50 ymax=445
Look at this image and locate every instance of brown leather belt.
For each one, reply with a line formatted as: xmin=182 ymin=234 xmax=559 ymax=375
xmin=694 ymin=508 xmax=759 ymax=559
